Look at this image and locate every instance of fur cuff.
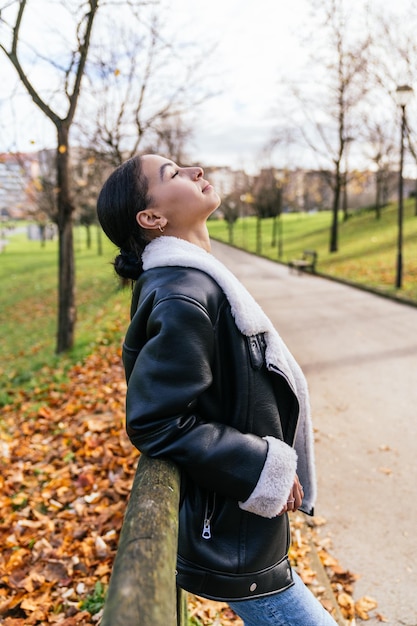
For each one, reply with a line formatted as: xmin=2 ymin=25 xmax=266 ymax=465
xmin=239 ymin=436 xmax=297 ymax=518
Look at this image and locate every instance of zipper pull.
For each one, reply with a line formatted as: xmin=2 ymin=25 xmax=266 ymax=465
xmin=202 ymin=518 xmax=211 ymax=539
xmin=202 ymin=493 xmax=215 ymax=539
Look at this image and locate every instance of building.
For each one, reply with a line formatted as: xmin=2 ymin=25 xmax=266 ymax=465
xmin=0 ymin=153 xmax=39 ymax=219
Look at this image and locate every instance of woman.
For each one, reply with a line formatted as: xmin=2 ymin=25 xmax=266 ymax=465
xmin=97 ymin=154 xmax=337 ymax=625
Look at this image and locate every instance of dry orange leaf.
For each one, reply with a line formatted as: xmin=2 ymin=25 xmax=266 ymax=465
xmin=337 ymin=591 xmax=355 ymax=618
xmin=355 ymin=595 xmax=378 ymax=619
xmin=378 ymin=466 xmax=393 ymax=475
xmin=375 ymin=612 xmax=389 ymax=622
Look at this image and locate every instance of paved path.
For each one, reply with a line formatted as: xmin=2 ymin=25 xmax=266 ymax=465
xmin=211 ymin=240 xmax=417 ymax=626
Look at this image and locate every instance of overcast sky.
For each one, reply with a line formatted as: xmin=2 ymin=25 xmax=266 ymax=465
xmin=1 ymin=0 xmax=415 ymax=172
xmin=0 ymin=0 xmax=317 ymax=171
xmin=172 ymin=0 xmax=417 ymax=171
xmin=165 ymin=0 xmax=312 ymax=170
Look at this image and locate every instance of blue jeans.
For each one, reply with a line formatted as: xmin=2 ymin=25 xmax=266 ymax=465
xmin=228 ymin=570 xmax=338 ymax=626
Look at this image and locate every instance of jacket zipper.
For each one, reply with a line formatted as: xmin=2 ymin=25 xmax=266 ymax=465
xmin=202 ymin=493 xmax=216 ymax=540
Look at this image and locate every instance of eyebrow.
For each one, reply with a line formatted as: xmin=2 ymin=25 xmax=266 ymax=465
xmin=159 ymin=161 xmax=176 ymax=181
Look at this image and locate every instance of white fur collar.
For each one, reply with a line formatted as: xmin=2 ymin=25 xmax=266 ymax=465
xmin=142 ymin=236 xmax=316 ymax=511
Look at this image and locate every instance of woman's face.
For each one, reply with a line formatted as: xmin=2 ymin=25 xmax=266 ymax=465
xmin=139 ymin=155 xmax=221 ymax=237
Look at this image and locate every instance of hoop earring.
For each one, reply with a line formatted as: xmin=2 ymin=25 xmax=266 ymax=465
xmin=158 ymin=225 xmax=165 ymax=233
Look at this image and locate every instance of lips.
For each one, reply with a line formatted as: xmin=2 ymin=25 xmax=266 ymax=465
xmin=202 ymin=183 xmax=213 ymax=193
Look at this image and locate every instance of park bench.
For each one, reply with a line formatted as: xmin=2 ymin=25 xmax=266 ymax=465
xmin=101 ymin=454 xmax=187 ymax=626
xmin=289 ymin=249 xmax=318 ymax=274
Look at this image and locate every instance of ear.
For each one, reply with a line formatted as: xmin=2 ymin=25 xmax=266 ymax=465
xmin=136 ymin=210 xmax=167 ymax=231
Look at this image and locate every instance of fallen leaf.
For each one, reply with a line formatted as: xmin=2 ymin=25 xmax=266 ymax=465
xmin=338 ymin=592 xmax=355 ymax=618
xmin=378 ymin=467 xmax=392 ymax=475
xmin=375 ymin=612 xmax=388 ymax=622
xmin=355 ymin=595 xmax=378 ymax=619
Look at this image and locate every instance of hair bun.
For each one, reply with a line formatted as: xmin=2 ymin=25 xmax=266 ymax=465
xmin=114 ymin=249 xmax=142 ymax=280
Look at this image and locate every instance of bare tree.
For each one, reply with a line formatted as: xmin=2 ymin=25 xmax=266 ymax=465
xmin=221 ymin=191 xmax=244 ymax=245
xmin=26 ymin=149 xmax=59 ymax=244
xmin=34 ymin=149 xmax=59 ymax=221
xmin=279 ymin=0 xmax=371 ymax=252
xmin=72 ymin=150 xmax=107 ymax=251
xmin=152 ymin=114 xmax=193 ymax=164
xmin=78 ymin=11 xmax=214 ymax=167
xmin=252 ymin=168 xmax=282 ymax=255
xmin=362 ymin=118 xmax=397 ymax=219
xmin=406 ymin=131 xmax=417 ymax=216
xmin=1 ymin=0 xmax=99 ymax=352
xmin=369 ymin=2 xmax=417 ymax=215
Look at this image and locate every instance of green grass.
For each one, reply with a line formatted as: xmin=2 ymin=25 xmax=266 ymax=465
xmin=80 ymin=581 xmax=107 ymax=616
xmin=0 ymin=225 xmax=130 ymax=405
xmin=208 ymin=200 xmax=417 ymax=303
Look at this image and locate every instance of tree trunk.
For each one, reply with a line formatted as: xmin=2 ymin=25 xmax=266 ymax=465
xmin=415 ymin=178 xmax=417 ymax=217
xmin=39 ymin=224 xmax=46 ymax=247
xmin=227 ymin=221 xmax=234 ymax=245
xmin=375 ymin=171 xmax=381 ymax=220
xmin=277 ymin=214 xmax=283 ymax=260
xmin=56 ymin=125 xmax=76 ymax=353
xmin=86 ymin=224 xmax=92 ymax=249
xmin=329 ymin=172 xmax=341 ymax=253
xmin=256 ymin=218 xmax=262 ymax=254
xmin=271 ymin=215 xmax=277 ymax=247
xmin=97 ymin=224 xmax=103 ymax=256
xmin=342 ymin=172 xmax=349 ymax=222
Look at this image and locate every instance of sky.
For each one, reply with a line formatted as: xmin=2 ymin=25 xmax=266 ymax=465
xmin=164 ymin=0 xmax=417 ymax=172
xmin=163 ymin=0 xmax=312 ymax=170
xmin=1 ymin=0 xmax=415 ymax=173
xmin=0 ymin=0 xmax=313 ymax=172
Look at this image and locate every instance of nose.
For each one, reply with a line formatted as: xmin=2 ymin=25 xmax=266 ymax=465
xmin=191 ymin=166 xmax=203 ymax=180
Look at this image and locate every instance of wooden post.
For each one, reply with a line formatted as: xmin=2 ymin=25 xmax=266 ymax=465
xmin=177 ymin=586 xmax=188 ymax=626
xmin=101 ymin=454 xmax=184 ymax=626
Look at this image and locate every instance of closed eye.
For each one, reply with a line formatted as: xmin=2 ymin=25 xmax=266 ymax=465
xmin=171 ymin=170 xmax=179 ymax=178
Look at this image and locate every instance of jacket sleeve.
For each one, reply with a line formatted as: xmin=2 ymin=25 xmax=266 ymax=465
xmin=124 ymin=294 xmax=273 ymax=502
xmin=239 ymin=436 xmax=297 ymax=517
xmin=125 ymin=293 xmax=299 ymax=511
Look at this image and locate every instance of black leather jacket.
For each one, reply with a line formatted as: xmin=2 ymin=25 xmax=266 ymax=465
xmin=123 ymin=266 xmax=301 ymax=601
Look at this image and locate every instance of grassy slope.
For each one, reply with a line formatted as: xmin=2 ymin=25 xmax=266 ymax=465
xmin=208 ymin=200 xmax=417 ymax=302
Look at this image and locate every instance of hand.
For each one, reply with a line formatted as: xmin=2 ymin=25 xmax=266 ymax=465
xmin=278 ymin=474 xmax=304 ymax=515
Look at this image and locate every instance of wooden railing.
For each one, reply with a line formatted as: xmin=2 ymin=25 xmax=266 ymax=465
xmin=101 ymin=454 xmax=187 ymax=626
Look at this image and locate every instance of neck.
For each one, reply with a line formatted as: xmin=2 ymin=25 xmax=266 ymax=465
xmin=164 ymin=226 xmax=211 ymax=252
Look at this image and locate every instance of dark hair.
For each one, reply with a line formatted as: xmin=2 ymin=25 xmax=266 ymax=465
xmin=97 ymin=156 xmax=151 ymax=280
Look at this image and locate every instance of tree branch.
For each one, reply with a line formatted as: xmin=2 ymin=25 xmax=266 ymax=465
xmin=65 ymin=0 xmax=99 ymax=125
xmin=1 ymin=0 xmax=61 ymax=126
